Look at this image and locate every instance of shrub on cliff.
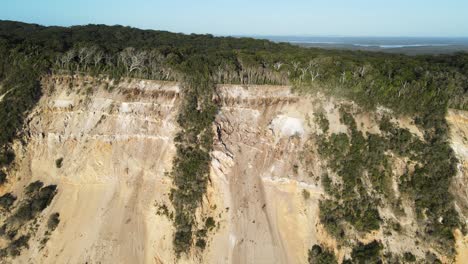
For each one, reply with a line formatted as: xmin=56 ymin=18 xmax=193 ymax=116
xmin=308 ymin=244 xmax=338 ymax=264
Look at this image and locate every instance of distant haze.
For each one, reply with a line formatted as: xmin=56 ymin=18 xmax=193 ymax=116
xmin=253 ymin=36 xmax=468 ymax=55
xmin=262 ymin=36 xmax=468 ymax=48
xmin=1 ymin=0 xmax=468 ymax=37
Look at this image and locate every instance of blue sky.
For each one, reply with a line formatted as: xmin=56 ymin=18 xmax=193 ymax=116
xmin=1 ymin=0 xmax=467 ymax=37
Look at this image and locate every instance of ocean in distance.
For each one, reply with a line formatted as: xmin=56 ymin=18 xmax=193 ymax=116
xmin=245 ymin=36 xmax=468 ymax=54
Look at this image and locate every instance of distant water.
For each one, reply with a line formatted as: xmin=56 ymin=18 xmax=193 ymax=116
xmin=256 ymin=36 xmax=468 ymax=49
xmin=261 ymin=36 xmax=468 ymax=49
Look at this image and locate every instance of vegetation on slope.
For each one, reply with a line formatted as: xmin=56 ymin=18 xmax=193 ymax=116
xmin=349 ymin=240 xmax=383 ymax=263
xmin=317 ymin=108 xmax=381 ymax=236
xmin=170 ymin=74 xmax=218 ymax=255
xmin=0 ymin=46 xmax=45 ymax=167
xmin=0 ymin=20 xmax=466 ymax=258
xmin=308 ymin=244 xmax=338 ymax=264
xmin=316 ymin=107 xmax=464 ymax=260
xmin=0 ymin=181 xmax=57 ymax=257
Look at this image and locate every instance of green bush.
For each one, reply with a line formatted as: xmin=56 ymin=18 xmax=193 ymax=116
xmin=314 ymin=112 xmax=330 ymax=133
xmin=10 ymin=182 xmax=57 ymax=224
xmin=308 ymin=244 xmax=337 ymax=264
xmin=47 ymin=212 xmax=60 ymax=231
xmin=25 ymin=181 xmax=44 ymax=195
xmin=55 ymin=158 xmax=63 ymax=168
xmin=4 ymin=235 xmax=30 ymax=257
xmin=0 ymin=193 xmax=16 ymax=210
xmin=319 ymin=200 xmax=343 ymax=237
xmin=403 ymin=252 xmax=416 ymax=262
xmin=351 ymin=240 xmax=383 ymax=264
xmin=0 ymin=170 xmax=6 ymax=185
xmin=0 ymin=149 xmax=15 ymax=168
xmin=425 ymin=252 xmax=442 ymax=264
xmin=195 ymin=238 xmax=206 ymax=249
xmin=205 ymin=217 xmax=216 ymax=230
xmin=320 ymin=173 xmax=333 ymax=194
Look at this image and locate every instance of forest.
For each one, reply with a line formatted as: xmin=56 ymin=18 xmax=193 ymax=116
xmin=1 ymin=20 xmax=466 ymax=114
xmin=0 ymin=20 xmax=467 ymax=259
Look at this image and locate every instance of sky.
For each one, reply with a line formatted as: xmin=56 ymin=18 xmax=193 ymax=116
xmin=1 ymin=0 xmax=467 ymax=37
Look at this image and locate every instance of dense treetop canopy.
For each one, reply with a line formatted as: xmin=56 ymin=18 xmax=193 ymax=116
xmin=1 ymin=20 xmax=466 ymax=116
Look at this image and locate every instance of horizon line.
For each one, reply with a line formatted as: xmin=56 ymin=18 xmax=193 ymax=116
xmin=2 ymin=19 xmax=468 ymax=39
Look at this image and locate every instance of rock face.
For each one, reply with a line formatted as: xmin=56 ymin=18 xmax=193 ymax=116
xmin=6 ymin=76 xmax=180 ymax=264
xmin=1 ymin=75 xmax=467 ymax=263
xmin=447 ymin=109 xmax=468 ymax=263
xmin=208 ymin=85 xmax=321 ymax=264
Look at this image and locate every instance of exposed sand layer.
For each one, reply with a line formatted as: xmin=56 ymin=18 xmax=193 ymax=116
xmin=0 ymin=77 xmax=466 ymax=263
xmin=208 ymin=85 xmax=322 ymax=264
xmin=4 ymin=76 xmax=181 ymax=264
xmin=447 ymin=109 xmax=468 ymax=264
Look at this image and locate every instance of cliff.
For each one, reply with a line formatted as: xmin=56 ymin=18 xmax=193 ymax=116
xmin=0 ymin=75 xmax=467 ymax=263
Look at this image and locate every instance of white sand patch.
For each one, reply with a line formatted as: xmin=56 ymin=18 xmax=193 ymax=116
xmin=91 ymin=98 xmax=114 ymax=111
xmin=53 ymin=99 xmax=74 ymax=108
xmin=262 ymin=175 xmax=323 ymax=192
xmin=453 ymin=143 xmax=468 ymax=159
xmin=270 ymin=115 xmax=304 ymax=137
xmin=120 ymin=102 xmax=131 ymax=113
xmin=229 ymin=233 xmax=237 ymax=247
xmin=224 ymin=85 xmax=251 ymax=99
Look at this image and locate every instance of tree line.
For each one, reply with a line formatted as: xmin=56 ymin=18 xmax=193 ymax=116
xmin=1 ymin=20 xmax=466 ymax=115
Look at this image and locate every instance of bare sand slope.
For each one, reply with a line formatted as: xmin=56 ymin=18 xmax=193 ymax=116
xmin=207 ymin=85 xmax=325 ymax=264
xmin=446 ymin=109 xmax=468 ymax=264
xmin=8 ymin=76 xmax=180 ymax=264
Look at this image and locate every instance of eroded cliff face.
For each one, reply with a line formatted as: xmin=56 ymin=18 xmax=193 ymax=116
xmin=3 ymin=76 xmax=180 ymax=263
xmin=447 ymin=109 xmax=468 ymax=263
xmin=0 ymin=75 xmax=467 ymax=263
